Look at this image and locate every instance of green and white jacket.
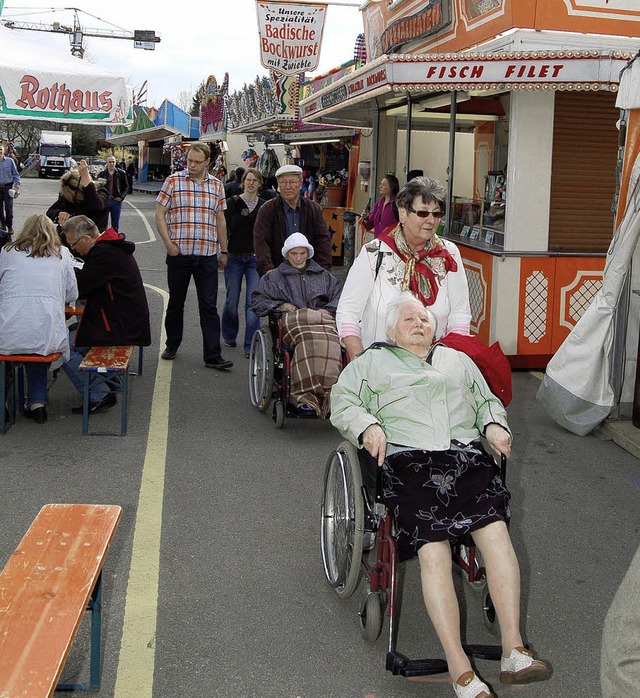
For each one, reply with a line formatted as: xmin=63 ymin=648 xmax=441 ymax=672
xmin=330 ymin=343 xmax=509 ymax=453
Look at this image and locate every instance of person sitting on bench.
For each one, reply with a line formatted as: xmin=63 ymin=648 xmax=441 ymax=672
xmin=0 ymin=214 xmax=78 ymax=423
xmin=61 ymin=215 xmax=150 ymax=415
xmin=330 ymin=293 xmax=549 ymax=698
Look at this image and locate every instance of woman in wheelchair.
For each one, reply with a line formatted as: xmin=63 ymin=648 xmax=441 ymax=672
xmin=251 ymin=232 xmax=342 ymax=417
xmin=330 ymin=294 xmax=549 ymax=698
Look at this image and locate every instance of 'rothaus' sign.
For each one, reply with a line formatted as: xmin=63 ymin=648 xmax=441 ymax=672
xmin=256 ymin=1 xmax=327 ymax=76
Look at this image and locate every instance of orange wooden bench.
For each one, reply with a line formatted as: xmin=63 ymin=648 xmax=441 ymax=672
xmin=78 ymin=346 xmax=134 ymax=436
xmin=0 ymin=352 xmax=62 ymax=434
xmin=0 ymin=503 xmax=122 ymax=695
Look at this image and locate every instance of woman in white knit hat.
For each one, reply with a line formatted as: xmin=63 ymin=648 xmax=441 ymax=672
xmin=251 ymin=232 xmax=342 ymax=417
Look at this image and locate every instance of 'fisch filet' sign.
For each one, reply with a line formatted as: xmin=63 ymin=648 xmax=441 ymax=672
xmin=256 ymin=1 xmax=327 ymax=75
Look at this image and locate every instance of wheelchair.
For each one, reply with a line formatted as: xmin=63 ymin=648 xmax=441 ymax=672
xmin=248 ymin=311 xmax=341 ymax=428
xmin=320 ymin=440 xmax=506 ymax=677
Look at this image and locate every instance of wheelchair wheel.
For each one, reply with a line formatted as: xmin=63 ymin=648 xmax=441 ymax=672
xmin=273 ymin=400 xmax=285 ymax=429
xmin=481 ymin=585 xmax=500 ymax=635
xmin=248 ymin=327 xmax=274 ymax=413
xmin=321 ymin=440 xmax=365 ymax=599
xmin=359 ymin=591 xmax=384 ymax=643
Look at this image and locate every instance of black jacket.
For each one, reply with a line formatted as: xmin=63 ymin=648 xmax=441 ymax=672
xmin=74 ymin=228 xmax=151 ymax=347
xmin=97 ymin=167 xmax=128 ymax=199
xmin=46 ymin=181 xmax=109 ymax=232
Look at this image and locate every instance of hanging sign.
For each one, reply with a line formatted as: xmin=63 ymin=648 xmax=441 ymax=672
xmin=256 ymin=1 xmax=327 ymax=75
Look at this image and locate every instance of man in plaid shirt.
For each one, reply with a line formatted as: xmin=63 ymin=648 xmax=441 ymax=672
xmin=155 ymin=142 xmax=232 ymax=370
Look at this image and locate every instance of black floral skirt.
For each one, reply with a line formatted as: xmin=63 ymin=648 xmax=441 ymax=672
xmin=382 ymin=441 xmax=511 ymax=562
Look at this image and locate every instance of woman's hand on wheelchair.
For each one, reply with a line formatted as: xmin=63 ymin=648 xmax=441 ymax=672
xmin=362 ymin=424 xmax=387 ymax=467
xmin=485 ymin=423 xmax=512 ymax=458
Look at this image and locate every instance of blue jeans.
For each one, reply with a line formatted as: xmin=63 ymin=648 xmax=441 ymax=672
xmin=165 ymin=254 xmax=222 ymax=363
xmin=62 ymin=329 xmax=109 ymax=403
xmin=108 ymin=198 xmax=123 ymax=231
xmin=222 ymin=254 xmax=260 ymax=352
xmin=25 ymin=363 xmax=49 ymax=406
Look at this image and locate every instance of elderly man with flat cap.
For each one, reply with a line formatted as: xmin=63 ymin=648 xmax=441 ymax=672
xmin=253 ymin=164 xmax=333 ymax=275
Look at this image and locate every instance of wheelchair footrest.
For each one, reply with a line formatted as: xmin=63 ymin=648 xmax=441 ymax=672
xmin=463 ymin=643 xmax=503 ymax=661
xmin=386 ymin=651 xmax=448 ymax=676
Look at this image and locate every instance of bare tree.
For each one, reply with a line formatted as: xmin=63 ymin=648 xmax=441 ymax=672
xmin=0 ymin=120 xmax=54 ymax=158
xmin=176 ymin=89 xmax=193 ymax=113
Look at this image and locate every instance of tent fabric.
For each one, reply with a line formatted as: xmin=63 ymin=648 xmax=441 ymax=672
xmin=537 ymin=151 xmax=640 ymax=435
xmin=0 ymin=24 xmax=132 ymax=125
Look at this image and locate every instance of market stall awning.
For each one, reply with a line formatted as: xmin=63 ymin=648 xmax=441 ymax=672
xmin=0 ymin=24 xmax=133 ymax=126
xmin=106 ymin=99 xmax=199 ymax=146
xmin=300 ymin=50 xmax=636 ymax=127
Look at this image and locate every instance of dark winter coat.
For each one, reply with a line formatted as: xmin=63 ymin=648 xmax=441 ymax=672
xmin=74 ymin=228 xmax=151 ymax=347
xmin=46 ymin=173 xmax=109 ymax=232
xmin=253 ymin=196 xmax=333 ymax=275
xmin=251 ymin=259 xmax=341 ymax=317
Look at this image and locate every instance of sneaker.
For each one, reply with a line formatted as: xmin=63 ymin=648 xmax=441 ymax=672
xmin=500 ymin=647 xmax=549 ymax=685
xmin=161 ymin=347 xmax=177 ymax=360
xmin=72 ymin=393 xmax=117 ymax=415
xmin=453 ymin=671 xmax=492 ymax=698
xmin=223 ymin=340 xmax=236 ymax=348
xmin=24 ymin=406 xmax=47 ymax=424
xmin=205 ymin=357 xmax=233 ymax=370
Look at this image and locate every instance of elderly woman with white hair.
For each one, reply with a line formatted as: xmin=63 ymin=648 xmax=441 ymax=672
xmin=330 ymin=293 xmax=549 ymax=698
xmin=251 ymin=232 xmax=342 ymax=417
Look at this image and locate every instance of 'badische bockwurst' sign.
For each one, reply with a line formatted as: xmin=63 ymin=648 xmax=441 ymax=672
xmin=256 ymin=1 xmax=327 ymax=76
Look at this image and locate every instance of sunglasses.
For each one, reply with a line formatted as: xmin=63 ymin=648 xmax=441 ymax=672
xmin=407 ymin=206 xmax=444 ymax=219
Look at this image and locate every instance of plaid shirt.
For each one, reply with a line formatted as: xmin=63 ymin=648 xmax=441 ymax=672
xmin=156 ymin=171 xmax=226 ymax=256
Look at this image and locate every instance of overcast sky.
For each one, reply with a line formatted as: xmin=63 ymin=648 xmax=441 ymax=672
xmin=1 ymin=1 xmax=364 ymax=107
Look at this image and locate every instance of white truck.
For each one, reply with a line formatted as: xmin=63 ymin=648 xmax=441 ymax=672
xmin=38 ymin=131 xmax=73 ymax=178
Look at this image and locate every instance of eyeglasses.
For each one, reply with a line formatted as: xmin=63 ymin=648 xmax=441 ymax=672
xmin=68 ymin=234 xmax=87 ymax=250
xmin=278 ymin=179 xmax=301 ymax=188
xmin=407 ymin=206 xmax=444 ymax=219
xmin=187 ymin=158 xmax=207 ymax=165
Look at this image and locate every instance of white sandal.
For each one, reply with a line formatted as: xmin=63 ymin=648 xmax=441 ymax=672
xmin=453 ymin=671 xmax=492 ymax=698
xmin=500 ymin=646 xmax=549 ymax=684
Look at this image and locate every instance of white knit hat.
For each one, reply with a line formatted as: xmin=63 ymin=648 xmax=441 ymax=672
xmin=281 ymin=232 xmax=314 ymax=259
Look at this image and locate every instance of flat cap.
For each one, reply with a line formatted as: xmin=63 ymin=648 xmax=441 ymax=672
xmin=275 ymin=164 xmax=303 ymax=178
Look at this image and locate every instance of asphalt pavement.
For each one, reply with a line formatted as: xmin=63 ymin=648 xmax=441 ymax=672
xmin=1 ymin=178 xmax=639 ymax=698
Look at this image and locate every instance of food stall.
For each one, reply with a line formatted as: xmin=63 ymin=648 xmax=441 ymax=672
xmin=228 ymin=65 xmax=362 ymax=263
xmin=298 ymin=0 xmax=640 ymax=367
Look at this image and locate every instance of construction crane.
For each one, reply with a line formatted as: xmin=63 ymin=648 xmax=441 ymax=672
xmin=1 ymin=7 xmax=160 ymax=58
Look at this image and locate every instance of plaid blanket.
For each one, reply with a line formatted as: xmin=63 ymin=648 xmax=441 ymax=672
xmin=281 ymin=308 xmax=342 ymax=417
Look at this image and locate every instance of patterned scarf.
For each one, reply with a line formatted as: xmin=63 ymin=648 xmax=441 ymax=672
xmin=379 ymin=225 xmax=458 ymax=306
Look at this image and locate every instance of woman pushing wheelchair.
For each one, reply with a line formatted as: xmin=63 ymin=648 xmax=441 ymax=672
xmin=330 ymin=293 xmax=549 ymax=698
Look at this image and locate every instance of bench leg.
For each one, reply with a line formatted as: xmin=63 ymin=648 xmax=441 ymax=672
xmin=1 ymin=362 xmax=16 ymax=434
xmin=56 ymin=571 xmax=103 ymax=692
xmin=82 ymin=373 xmax=90 ymax=436
xmin=120 ymin=373 xmax=129 ymax=436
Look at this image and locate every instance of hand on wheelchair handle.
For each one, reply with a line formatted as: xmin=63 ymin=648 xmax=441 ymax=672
xmin=362 ymin=423 xmax=387 ymax=466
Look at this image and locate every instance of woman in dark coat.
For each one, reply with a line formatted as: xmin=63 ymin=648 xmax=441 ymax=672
xmin=46 ymin=160 xmax=109 ymax=233
xmin=251 ymin=232 xmax=342 ymax=417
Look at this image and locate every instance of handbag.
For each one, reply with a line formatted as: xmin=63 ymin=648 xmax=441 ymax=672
xmin=436 ymin=332 xmax=513 ymax=407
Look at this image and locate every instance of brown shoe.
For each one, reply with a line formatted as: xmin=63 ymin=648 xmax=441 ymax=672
xmin=500 ymin=647 xmax=549 ymax=684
